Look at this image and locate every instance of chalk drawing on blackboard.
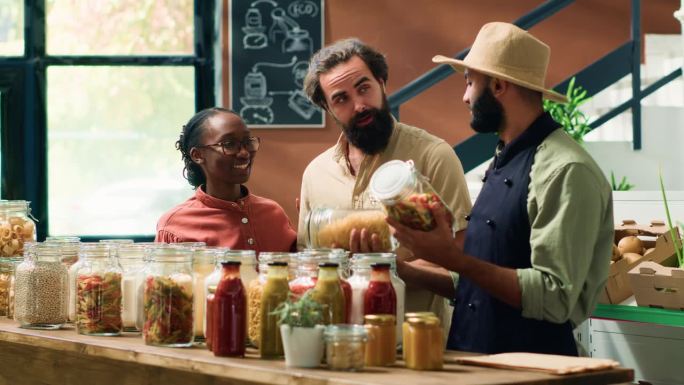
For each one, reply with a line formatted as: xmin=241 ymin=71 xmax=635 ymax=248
xmin=240 ymin=56 xmax=299 ymax=125
xmin=268 ymin=89 xmax=317 ymax=120
xmin=242 ymin=7 xmax=268 ymax=49
xmin=287 ymin=0 xmax=319 ymax=18
xmin=292 ymin=60 xmax=308 ymax=87
xmin=269 ymin=8 xmax=313 ymax=55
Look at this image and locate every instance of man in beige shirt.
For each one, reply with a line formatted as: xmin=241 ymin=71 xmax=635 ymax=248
xmin=299 ymin=38 xmax=472 ymax=324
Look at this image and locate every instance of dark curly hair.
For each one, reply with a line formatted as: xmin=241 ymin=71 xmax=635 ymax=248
xmin=303 ymin=38 xmax=388 ymax=109
xmin=176 ymin=107 xmax=238 ymax=188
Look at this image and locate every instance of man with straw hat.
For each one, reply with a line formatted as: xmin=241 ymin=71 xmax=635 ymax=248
xmin=388 ymin=22 xmax=613 ymax=355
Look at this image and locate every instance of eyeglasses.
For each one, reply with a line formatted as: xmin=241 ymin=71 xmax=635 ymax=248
xmin=196 ymin=136 xmax=261 ymax=155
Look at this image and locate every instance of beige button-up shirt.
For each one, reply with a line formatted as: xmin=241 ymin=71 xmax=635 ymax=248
xmin=298 ymin=120 xmax=472 ymax=328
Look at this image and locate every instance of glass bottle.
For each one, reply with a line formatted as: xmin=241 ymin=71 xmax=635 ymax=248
xmin=304 ymin=208 xmax=392 ymax=251
xmin=45 ymin=236 xmax=81 ymax=267
xmin=212 ymin=261 xmax=246 ymax=357
xmin=348 ymin=253 xmax=405 ymax=344
xmin=14 ymin=242 xmax=68 ymax=329
xmin=192 ymin=247 xmax=221 ymax=342
xmin=143 ymin=246 xmax=194 ymax=347
xmin=75 ymin=243 xmax=122 ymax=336
xmin=324 ymin=324 xmax=368 ymax=371
xmin=117 ymin=243 xmax=147 ymax=332
xmin=369 ymin=159 xmax=450 ymax=231
xmin=403 ymin=315 xmax=443 ymax=370
xmin=364 ymin=314 xmax=396 ymax=366
xmin=245 ymin=252 xmax=292 ymax=348
xmin=259 ymin=261 xmax=289 ymax=358
xmin=363 ymin=263 xmax=396 ymax=316
xmin=311 ymin=262 xmax=345 ymax=325
xmin=205 ymin=249 xmax=259 ymax=344
xmin=300 ymin=249 xmax=352 ymax=322
xmin=0 ymin=200 xmax=37 ymax=258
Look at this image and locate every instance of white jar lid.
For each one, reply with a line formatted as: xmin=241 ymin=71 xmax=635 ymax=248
xmin=369 ymin=160 xmax=415 ymax=200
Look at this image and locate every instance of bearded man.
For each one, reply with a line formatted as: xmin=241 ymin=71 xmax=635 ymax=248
xmin=298 ymin=38 xmax=472 ymax=325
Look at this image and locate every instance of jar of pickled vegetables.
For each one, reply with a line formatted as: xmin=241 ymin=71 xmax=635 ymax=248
xmin=143 ymin=246 xmax=194 ymax=347
xmin=75 ymin=243 xmax=122 ymax=336
xmin=369 ymin=160 xmax=449 ymax=231
xmin=304 ymin=208 xmax=392 ymax=251
xmin=0 ymin=200 xmax=36 ymax=258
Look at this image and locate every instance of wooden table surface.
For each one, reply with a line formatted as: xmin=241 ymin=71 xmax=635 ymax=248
xmin=0 ymin=319 xmax=633 ymax=385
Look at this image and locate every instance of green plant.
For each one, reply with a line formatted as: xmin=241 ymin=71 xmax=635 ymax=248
xmin=271 ymin=291 xmax=324 ymax=328
xmin=543 ymin=77 xmax=592 ymax=143
xmin=611 ymin=171 xmax=635 ymax=191
xmin=659 ymin=169 xmax=684 ymax=268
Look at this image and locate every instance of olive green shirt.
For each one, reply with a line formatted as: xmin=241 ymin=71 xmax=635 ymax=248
xmin=517 ymin=128 xmax=613 ymax=327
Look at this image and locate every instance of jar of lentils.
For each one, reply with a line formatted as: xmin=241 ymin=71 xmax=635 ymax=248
xmin=14 ymin=242 xmax=69 ymax=329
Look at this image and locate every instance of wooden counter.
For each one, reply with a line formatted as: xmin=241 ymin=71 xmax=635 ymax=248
xmin=0 ymin=319 xmax=632 ymax=385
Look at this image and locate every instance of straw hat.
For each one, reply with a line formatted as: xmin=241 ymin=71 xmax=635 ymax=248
xmin=433 ymin=22 xmax=567 ymax=103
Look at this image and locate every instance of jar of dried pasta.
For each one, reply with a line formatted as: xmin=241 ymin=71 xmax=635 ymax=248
xmin=304 ymin=208 xmax=392 ymax=251
xmin=0 ymin=200 xmax=37 ymax=258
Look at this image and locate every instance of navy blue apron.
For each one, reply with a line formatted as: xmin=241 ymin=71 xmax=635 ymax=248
xmin=447 ymin=113 xmax=577 ymax=356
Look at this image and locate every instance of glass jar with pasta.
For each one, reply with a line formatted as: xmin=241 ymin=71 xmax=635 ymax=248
xmin=75 ymin=243 xmax=123 ymax=336
xmin=0 ymin=201 xmax=37 ymax=258
xmin=370 ymin=160 xmax=452 ymax=232
xmin=304 ymin=208 xmax=392 ymax=251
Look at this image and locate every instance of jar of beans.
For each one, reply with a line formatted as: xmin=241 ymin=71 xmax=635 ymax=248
xmin=14 ymin=242 xmax=69 ymax=329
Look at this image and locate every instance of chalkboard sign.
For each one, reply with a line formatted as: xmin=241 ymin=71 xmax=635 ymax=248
xmin=230 ymin=0 xmax=325 ymax=128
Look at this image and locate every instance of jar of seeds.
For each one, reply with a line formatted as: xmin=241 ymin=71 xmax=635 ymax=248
xmin=14 ymin=242 xmax=69 ymax=329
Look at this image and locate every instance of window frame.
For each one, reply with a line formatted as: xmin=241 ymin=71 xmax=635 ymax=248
xmin=0 ymin=0 xmax=216 ymax=241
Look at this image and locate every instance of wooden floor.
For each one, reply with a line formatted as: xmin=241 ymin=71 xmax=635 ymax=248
xmin=0 ymin=319 xmax=633 ymax=385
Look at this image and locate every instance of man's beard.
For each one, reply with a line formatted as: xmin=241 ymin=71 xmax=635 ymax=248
xmin=470 ymin=87 xmax=504 ymax=134
xmin=341 ymin=98 xmax=394 ymax=155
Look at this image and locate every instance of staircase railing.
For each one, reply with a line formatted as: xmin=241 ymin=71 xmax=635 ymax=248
xmin=388 ymin=0 xmax=682 ymax=172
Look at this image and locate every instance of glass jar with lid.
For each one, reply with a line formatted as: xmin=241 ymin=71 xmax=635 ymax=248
xmin=403 ymin=315 xmax=443 ymax=370
xmin=244 ymin=252 xmax=292 ymax=348
xmin=324 ymin=324 xmax=368 ymax=371
xmin=348 ymin=253 xmax=405 ymax=343
xmin=0 ymin=257 xmax=20 ymax=317
xmin=0 ymin=200 xmax=37 ymax=258
xmin=311 ymin=262 xmax=346 ymax=325
xmin=45 ymin=236 xmax=81 ymax=267
xmin=14 ymin=242 xmax=68 ymax=329
xmin=117 ymin=243 xmax=148 ymax=332
xmin=142 ymin=246 xmax=194 ymax=347
xmin=191 ymin=247 xmax=223 ymax=341
xmin=364 ymin=314 xmax=396 ymax=366
xmin=75 ymin=243 xmax=122 ymax=336
xmin=370 ymin=160 xmax=451 ymax=232
xmin=304 ymin=208 xmax=392 ymax=251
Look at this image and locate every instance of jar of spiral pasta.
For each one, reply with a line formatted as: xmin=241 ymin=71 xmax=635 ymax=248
xmin=0 ymin=200 xmax=37 ymax=258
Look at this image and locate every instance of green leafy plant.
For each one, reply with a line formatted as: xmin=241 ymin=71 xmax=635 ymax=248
xmin=543 ymin=77 xmax=592 ymax=143
xmin=611 ymin=171 xmax=635 ymax=191
xmin=658 ymin=169 xmax=684 ymax=268
xmin=271 ymin=291 xmax=324 ymax=328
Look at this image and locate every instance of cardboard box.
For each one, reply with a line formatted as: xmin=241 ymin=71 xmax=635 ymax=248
xmin=598 ymin=219 xmax=680 ymax=305
xmin=628 ymin=261 xmax=684 ymax=310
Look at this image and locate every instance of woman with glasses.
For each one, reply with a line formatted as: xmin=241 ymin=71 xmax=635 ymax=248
xmin=155 ymin=107 xmax=297 ymax=252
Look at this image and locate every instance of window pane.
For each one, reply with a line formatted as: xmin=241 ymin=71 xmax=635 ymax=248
xmin=47 ymin=66 xmax=195 ymax=236
xmin=0 ymin=0 xmax=24 ymax=56
xmin=47 ymin=0 xmax=193 ymax=55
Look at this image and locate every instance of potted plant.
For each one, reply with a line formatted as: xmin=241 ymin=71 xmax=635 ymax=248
xmin=272 ymin=291 xmax=326 ymax=368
